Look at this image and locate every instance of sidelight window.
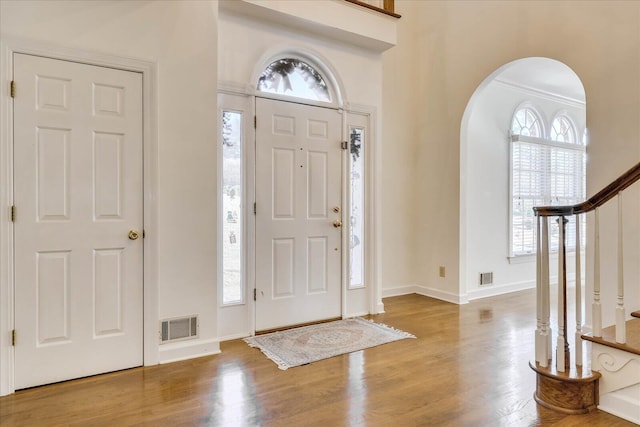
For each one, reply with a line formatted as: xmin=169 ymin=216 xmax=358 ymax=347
xmin=221 ymin=110 xmax=243 ymax=305
xmin=349 ymin=127 xmax=365 ymax=289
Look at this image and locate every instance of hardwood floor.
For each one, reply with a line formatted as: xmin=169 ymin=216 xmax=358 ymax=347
xmin=0 ymin=290 xmax=635 ymax=426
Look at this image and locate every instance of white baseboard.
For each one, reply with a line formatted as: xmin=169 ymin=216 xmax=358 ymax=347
xmin=382 ymin=285 xmax=419 ymax=299
xmin=382 ymin=281 xmax=539 ymax=305
xmin=158 ymin=338 xmax=221 ymax=364
xmin=218 ymin=332 xmax=250 ymax=342
xmin=466 ymin=280 xmax=535 ymax=301
xmin=382 ymin=284 xmax=466 ymax=304
xmin=345 ymin=311 xmax=370 ymax=319
xmin=599 ymin=384 xmax=640 ymax=425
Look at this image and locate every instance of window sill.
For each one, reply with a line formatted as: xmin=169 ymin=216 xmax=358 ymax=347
xmin=508 ymin=254 xmax=536 ymax=264
xmin=508 ymin=249 xmax=585 ymax=265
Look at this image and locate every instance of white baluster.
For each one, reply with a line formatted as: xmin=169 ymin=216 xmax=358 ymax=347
xmin=593 ymin=208 xmax=602 ymax=337
xmin=575 ymin=214 xmax=582 ymax=366
xmin=541 ymin=216 xmax=551 ymax=365
xmin=557 ymin=216 xmax=567 ymax=373
xmin=535 ymin=215 xmax=543 ymax=365
xmin=616 ymin=193 xmax=626 ymax=344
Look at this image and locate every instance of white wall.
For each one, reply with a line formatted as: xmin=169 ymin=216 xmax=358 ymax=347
xmin=0 ymin=0 xmax=220 ymax=385
xmin=463 ymin=77 xmax=586 ymax=300
xmin=384 ymin=0 xmax=640 ymax=320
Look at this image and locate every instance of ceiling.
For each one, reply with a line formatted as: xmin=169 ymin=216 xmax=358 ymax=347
xmin=494 ymin=58 xmax=585 ymax=103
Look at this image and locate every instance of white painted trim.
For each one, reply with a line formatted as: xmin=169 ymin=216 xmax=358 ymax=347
xmin=0 ymin=37 xmax=159 ymax=395
xmin=344 ymin=311 xmax=370 ymax=318
xmin=494 ymin=78 xmax=586 ymax=108
xmin=599 ymin=387 xmax=640 ymax=425
xmin=218 ymin=332 xmax=251 ymax=342
xmin=218 ymin=80 xmax=255 ymax=97
xmin=466 ymin=280 xmax=535 ymax=301
xmin=508 ymin=254 xmax=536 ymax=264
xmin=415 ymin=285 xmax=468 ymax=304
xmin=382 ymin=285 xmax=467 ymax=305
xmin=158 ymin=338 xmax=221 ymax=365
xmin=382 ymin=285 xmax=421 ymax=299
xmin=218 ymin=80 xmax=383 ymax=333
xmin=0 ymin=40 xmax=16 ymax=397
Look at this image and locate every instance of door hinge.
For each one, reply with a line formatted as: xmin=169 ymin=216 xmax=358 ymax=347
xmin=10 ymin=205 xmax=15 ymax=222
xmin=341 ymin=141 xmax=348 ymax=150
xmin=253 ymin=202 xmax=256 ymax=215
xmin=254 ymin=116 xmax=257 ymax=129
xmin=253 ymin=288 xmax=257 ymax=301
xmin=11 ymin=330 xmax=16 ymax=346
xmin=10 ymin=81 xmax=15 ymax=98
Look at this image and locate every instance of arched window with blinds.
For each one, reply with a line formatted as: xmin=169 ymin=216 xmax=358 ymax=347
xmin=510 ymin=108 xmax=585 ymax=256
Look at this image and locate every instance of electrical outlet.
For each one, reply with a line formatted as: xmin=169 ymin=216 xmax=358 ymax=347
xmin=439 ymin=266 xmax=446 ymax=278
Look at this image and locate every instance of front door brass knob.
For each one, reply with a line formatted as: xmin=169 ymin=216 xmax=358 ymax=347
xmin=128 ymin=230 xmax=140 ymax=240
xmin=333 ymin=220 xmax=342 ymax=228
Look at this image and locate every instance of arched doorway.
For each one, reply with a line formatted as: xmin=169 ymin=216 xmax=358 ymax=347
xmin=460 ymin=58 xmax=586 ymax=300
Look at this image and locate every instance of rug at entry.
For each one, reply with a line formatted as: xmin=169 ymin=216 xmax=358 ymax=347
xmin=244 ymin=317 xmax=416 ymax=370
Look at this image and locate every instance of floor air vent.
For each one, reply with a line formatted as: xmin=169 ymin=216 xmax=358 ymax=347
xmin=160 ymin=315 xmax=198 ymax=343
xmin=480 ymin=272 xmax=494 ymax=285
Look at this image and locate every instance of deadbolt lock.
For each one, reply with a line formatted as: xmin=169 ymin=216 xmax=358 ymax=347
xmin=333 ymin=206 xmax=340 ymax=213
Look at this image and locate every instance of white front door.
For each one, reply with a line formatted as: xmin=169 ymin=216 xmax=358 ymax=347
xmin=255 ymin=97 xmax=342 ymax=331
xmin=13 ymin=54 xmax=144 ymax=389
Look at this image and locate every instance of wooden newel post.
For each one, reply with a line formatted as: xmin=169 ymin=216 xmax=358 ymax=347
xmin=557 ymin=216 xmax=570 ymax=372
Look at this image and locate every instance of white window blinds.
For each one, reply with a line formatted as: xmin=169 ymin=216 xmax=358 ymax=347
xmin=511 ymin=110 xmax=585 ymax=256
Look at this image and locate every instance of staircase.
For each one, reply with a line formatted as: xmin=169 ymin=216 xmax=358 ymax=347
xmin=531 ymin=162 xmax=640 ymax=423
xmin=582 ymin=311 xmax=640 ymax=423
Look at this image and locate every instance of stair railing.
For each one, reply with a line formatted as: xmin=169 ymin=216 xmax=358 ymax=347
xmin=344 ymin=0 xmax=400 ymax=17
xmin=534 ymin=161 xmax=640 ymax=372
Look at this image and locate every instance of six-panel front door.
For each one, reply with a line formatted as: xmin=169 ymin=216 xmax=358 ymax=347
xmin=13 ymin=54 xmax=144 ymax=389
xmin=255 ymin=97 xmax=342 ymax=331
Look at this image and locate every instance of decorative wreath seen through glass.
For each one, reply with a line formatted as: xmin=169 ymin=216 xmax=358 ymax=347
xmin=257 ymin=58 xmax=331 ymax=102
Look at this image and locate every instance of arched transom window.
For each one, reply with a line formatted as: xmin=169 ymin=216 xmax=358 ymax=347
xmin=511 ymin=107 xmax=543 ymax=137
xmin=257 ymin=58 xmax=331 ymax=102
xmin=550 ymin=115 xmax=577 ymax=143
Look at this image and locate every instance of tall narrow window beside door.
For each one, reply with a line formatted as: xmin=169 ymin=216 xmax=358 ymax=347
xmin=349 ymin=127 xmax=365 ymax=289
xmin=222 ymin=110 xmax=243 ymax=304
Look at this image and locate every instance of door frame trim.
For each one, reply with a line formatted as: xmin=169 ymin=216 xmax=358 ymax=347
xmin=0 ymin=37 xmax=159 ymax=395
xmin=218 ymin=81 xmax=383 ymax=338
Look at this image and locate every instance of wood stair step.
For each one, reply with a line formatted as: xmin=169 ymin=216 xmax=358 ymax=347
xmin=582 ymin=318 xmax=640 ymax=356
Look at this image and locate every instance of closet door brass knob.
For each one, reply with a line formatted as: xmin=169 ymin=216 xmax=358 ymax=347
xmin=128 ymin=230 xmax=140 ymax=240
xmin=333 ymin=220 xmax=342 ymax=228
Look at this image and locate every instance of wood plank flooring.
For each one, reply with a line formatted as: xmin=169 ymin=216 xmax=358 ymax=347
xmin=0 ymin=290 xmax=636 ymax=426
